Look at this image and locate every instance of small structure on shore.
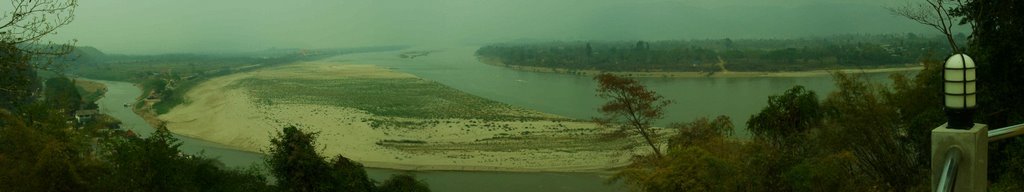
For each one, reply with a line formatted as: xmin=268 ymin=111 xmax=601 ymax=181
xmin=124 ymin=130 xmax=137 ymax=138
xmin=145 ymin=90 xmax=161 ymax=100
xmin=74 ymin=109 xmax=99 ymax=123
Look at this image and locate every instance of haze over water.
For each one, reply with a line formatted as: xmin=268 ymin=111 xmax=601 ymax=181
xmin=23 ymin=0 xmax=973 ymax=191
xmin=51 ymin=0 xmax=952 ymax=54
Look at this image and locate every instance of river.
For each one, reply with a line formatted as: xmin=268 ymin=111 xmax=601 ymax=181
xmin=330 ymin=47 xmax=898 ymax=137
xmin=92 ymin=46 xmax=902 ymax=192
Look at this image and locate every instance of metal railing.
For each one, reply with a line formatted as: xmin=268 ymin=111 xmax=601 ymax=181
xmin=936 ymin=147 xmax=962 ymax=192
xmin=935 ymin=123 xmax=1024 ymax=192
xmin=988 ymin=123 xmax=1024 ymax=142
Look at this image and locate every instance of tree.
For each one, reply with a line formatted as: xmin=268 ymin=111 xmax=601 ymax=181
xmin=613 ymin=116 xmax=742 ymax=192
xmin=609 ymin=70 xmax=953 ymax=191
xmin=950 ymin=1 xmax=1024 ymax=189
xmin=267 ymin=126 xmax=334 ymax=192
xmin=585 ymin=42 xmax=593 ymax=56
xmin=593 ymin=73 xmax=671 ymax=158
xmin=0 ymin=107 xmax=101 ymax=191
xmin=897 ymin=1 xmax=1024 ymax=189
xmin=0 ymin=0 xmax=78 ymax=111
xmin=779 ymin=151 xmax=874 ymax=192
xmin=668 ymin=115 xmax=733 ymax=148
xmin=0 ymin=2 xmax=274 ymax=190
xmin=329 ymin=154 xmax=374 ymax=192
xmin=267 ymin=126 xmax=427 ymax=192
xmin=185 ymin=159 xmax=271 ymax=192
xmin=378 ymin=174 xmax=431 ymax=192
xmin=0 ymin=43 xmax=37 ymax=111
xmin=739 ymin=86 xmax=822 ymax=191
xmin=44 ymin=77 xmax=82 ymax=114
xmin=102 ymin=125 xmax=271 ymax=192
xmin=948 ymin=0 xmax=1024 ymax=127
xmin=888 ymin=0 xmax=966 ymax=53
xmin=747 ymin=85 xmax=821 ymax=146
xmin=106 ymin=126 xmax=188 ymax=191
xmin=142 ymin=78 xmax=167 ymax=94
xmin=819 ymin=73 xmax=923 ymax=190
xmin=1 ymin=0 xmax=79 ymax=56
xmin=884 ymin=57 xmax=945 ymax=164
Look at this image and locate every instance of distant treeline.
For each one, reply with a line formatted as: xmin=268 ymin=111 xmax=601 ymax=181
xmin=66 ymin=45 xmax=407 ymax=82
xmin=476 ymin=34 xmax=964 ymax=72
xmin=64 ymin=45 xmax=407 ymax=115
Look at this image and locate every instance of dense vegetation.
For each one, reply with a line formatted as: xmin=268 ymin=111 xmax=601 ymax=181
xmin=0 ymin=75 xmax=431 ymax=191
xmin=0 ymin=72 xmax=274 ymax=191
xmin=609 ymin=61 xmax=942 ymax=191
xmin=68 ymin=45 xmax=406 ymax=114
xmin=0 ymin=105 xmax=430 ymax=191
xmin=952 ymin=1 xmax=1024 ymax=190
xmin=4 ymin=0 xmax=1023 ymax=191
xmin=2 ymin=43 xmax=430 ymax=191
xmin=268 ymin=126 xmax=430 ymax=192
xmin=606 ymin=4 xmax=1024 ymax=188
xmin=0 ymin=3 xmax=428 ymax=188
xmin=477 ymin=34 xmax=962 ymax=73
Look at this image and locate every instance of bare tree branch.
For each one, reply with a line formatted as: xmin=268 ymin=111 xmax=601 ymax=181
xmin=0 ymin=0 xmax=79 ymax=72
xmin=889 ymin=0 xmax=966 ymax=53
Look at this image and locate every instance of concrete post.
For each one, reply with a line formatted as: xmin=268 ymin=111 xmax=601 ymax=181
xmin=931 ymin=123 xmax=987 ymax=191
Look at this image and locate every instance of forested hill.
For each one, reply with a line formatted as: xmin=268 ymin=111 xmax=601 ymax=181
xmin=476 ymin=34 xmax=962 ymax=72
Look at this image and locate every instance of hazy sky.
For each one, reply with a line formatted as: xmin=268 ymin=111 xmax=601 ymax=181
xmin=44 ymin=0 xmax=959 ymax=54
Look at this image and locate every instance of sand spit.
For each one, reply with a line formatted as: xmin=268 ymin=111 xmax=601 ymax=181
xmin=159 ymin=62 xmax=640 ymax=172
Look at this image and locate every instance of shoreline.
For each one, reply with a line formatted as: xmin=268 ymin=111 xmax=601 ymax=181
xmin=360 ymin=159 xmax=622 ymax=174
xmin=154 ymin=62 xmax=635 ymax=174
xmin=72 ymin=78 xmax=109 ymax=103
xmin=125 ymin=82 xmax=268 ymax=156
xmin=129 ymin=83 xmax=626 ymax=174
xmin=478 ymin=57 xmax=924 ymax=78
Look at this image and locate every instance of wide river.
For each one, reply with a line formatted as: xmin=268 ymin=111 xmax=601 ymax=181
xmin=93 ymin=46 xmax=902 ymax=192
xmin=331 ymin=47 xmax=897 ymax=136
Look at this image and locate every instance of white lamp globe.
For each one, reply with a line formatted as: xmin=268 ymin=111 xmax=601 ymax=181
xmin=944 ymin=54 xmax=976 ymax=109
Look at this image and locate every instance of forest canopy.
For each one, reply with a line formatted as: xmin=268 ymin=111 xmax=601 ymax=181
xmin=476 ymin=34 xmax=962 ymax=73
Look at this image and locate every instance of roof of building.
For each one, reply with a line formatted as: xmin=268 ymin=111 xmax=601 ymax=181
xmin=75 ymin=109 xmax=99 ymax=116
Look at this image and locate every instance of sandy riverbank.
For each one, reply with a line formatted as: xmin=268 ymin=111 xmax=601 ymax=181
xmin=480 ymin=57 xmax=924 ymax=78
xmin=72 ymin=78 xmax=109 ymax=103
xmin=158 ymin=61 xmax=645 ymax=172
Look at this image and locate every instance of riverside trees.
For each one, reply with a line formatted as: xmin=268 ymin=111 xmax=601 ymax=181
xmin=950 ymin=1 xmax=1024 ymax=190
xmin=0 ymin=104 xmax=274 ymax=191
xmin=612 ymin=116 xmax=741 ymax=191
xmin=476 ymin=35 xmax=956 ymax=73
xmin=892 ymin=0 xmax=1024 ymax=190
xmin=2 ymin=92 xmax=432 ymax=191
xmin=0 ymin=0 xmax=426 ymax=190
xmin=0 ymin=0 xmax=270 ymax=190
xmin=1 ymin=0 xmax=79 ymax=111
xmin=604 ymin=67 xmax=946 ymax=191
xmin=43 ymin=77 xmax=83 ymax=114
xmin=267 ymin=126 xmax=430 ymax=192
